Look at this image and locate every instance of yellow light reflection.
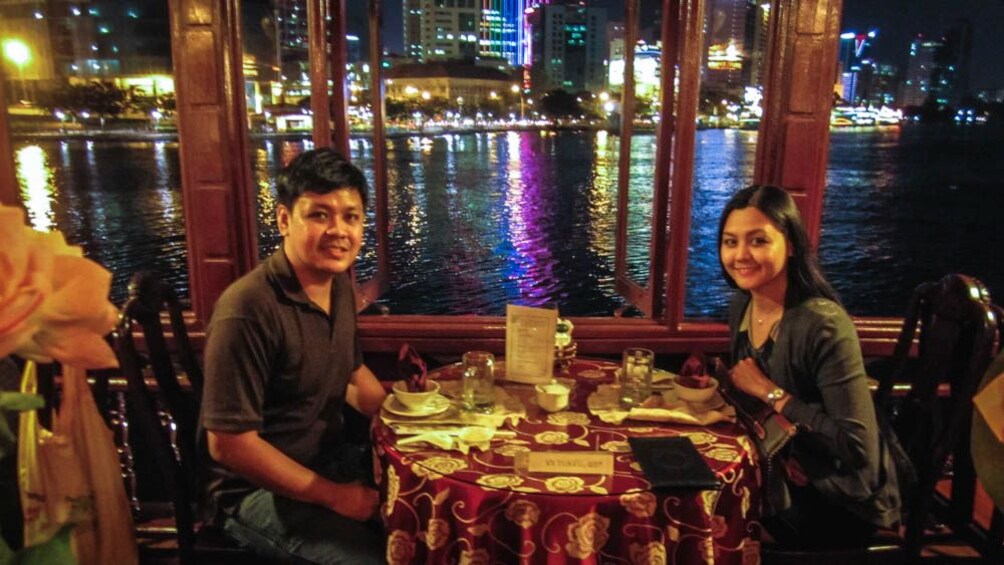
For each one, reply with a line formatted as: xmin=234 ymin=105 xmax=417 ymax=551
xmin=588 ymin=131 xmax=615 ymax=258
xmin=256 ymin=147 xmax=277 ymax=227
xmin=16 ymin=145 xmax=56 ymax=231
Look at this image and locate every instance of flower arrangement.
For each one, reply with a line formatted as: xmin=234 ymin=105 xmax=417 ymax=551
xmin=0 ymin=205 xmax=119 ymax=367
xmin=397 ymin=343 xmax=428 ymax=393
xmin=0 ymin=204 xmax=124 ymax=564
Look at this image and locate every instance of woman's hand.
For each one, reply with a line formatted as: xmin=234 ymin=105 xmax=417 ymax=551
xmin=730 ymin=358 xmax=774 ymax=401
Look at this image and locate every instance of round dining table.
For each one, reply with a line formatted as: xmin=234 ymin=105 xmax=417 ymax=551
xmin=373 ymin=358 xmax=762 ymax=565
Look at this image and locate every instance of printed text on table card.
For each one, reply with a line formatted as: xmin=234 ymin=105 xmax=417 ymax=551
xmin=515 ymin=451 xmax=614 ymax=475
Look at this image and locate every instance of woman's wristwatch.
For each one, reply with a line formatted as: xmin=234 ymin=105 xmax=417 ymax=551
xmin=765 ymin=387 xmax=788 ymax=409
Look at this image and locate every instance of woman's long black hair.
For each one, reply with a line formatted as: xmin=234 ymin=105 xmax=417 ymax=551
xmin=717 ymin=184 xmax=841 ymax=306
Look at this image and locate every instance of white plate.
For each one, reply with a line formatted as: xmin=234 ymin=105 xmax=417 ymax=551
xmin=383 ymin=394 xmax=452 ymax=417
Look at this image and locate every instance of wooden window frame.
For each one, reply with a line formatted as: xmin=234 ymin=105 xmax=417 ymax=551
xmin=0 ymin=0 xmax=904 ymax=357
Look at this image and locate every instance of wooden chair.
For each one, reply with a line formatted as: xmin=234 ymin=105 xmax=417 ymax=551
xmin=764 ymin=274 xmax=998 ymax=564
xmin=874 ymin=273 xmax=1000 ymax=561
xmin=113 ymin=272 xmax=257 ymax=564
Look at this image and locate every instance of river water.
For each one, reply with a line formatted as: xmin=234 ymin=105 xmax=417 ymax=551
xmin=12 ymin=125 xmax=1004 ymax=317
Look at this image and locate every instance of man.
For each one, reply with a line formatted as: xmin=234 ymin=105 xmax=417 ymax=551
xmin=200 ymin=148 xmax=386 ymax=563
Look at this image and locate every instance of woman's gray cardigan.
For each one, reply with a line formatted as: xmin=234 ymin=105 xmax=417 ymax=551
xmin=728 ymin=293 xmax=901 ymax=528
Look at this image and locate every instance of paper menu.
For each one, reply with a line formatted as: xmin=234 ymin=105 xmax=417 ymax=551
xmin=504 ymin=304 xmax=557 ymax=383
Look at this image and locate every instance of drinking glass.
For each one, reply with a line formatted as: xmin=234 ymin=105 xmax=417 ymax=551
xmin=620 ymin=347 xmax=654 ymax=409
xmin=462 ymin=351 xmax=495 ymax=413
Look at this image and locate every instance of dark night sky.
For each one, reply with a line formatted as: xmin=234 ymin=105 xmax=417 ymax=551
xmin=373 ymin=1 xmax=1004 ymax=91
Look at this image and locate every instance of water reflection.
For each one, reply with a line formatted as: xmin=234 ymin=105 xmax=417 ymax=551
xmin=685 ymin=129 xmax=758 ymax=318
xmin=16 ymin=145 xmax=56 ymax=231
xmin=12 ymin=126 xmax=1004 ymax=318
xmin=588 ymin=130 xmax=616 ymax=268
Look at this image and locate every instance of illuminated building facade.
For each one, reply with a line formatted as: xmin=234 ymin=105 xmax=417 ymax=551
xmin=527 ymin=0 xmax=607 ymax=93
xmin=744 ymin=2 xmax=770 ymax=88
xmin=899 ymin=20 xmax=971 ymax=109
xmin=404 ymin=0 xmax=481 ymax=62
xmin=930 ymin=19 xmax=972 ymax=107
xmin=0 ymin=0 xmax=173 ymax=98
xmin=271 ymin=0 xmax=309 ymax=94
xmin=384 ymin=61 xmax=513 ymax=106
xmin=480 ymin=0 xmax=526 ymax=66
xmin=608 ymin=42 xmax=661 ymax=100
xmin=834 ymin=30 xmax=898 ymax=108
xmin=900 ymin=35 xmax=939 ymax=107
xmin=837 ymin=29 xmax=876 ymax=104
xmin=703 ymin=0 xmax=756 ymax=99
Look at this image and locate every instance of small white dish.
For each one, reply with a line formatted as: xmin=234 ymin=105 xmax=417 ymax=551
xmin=383 ymin=394 xmax=451 ymax=417
xmin=675 ymin=377 xmax=720 ymax=404
xmin=535 ymin=382 xmax=571 ymax=412
xmin=392 ymin=380 xmax=442 ymax=410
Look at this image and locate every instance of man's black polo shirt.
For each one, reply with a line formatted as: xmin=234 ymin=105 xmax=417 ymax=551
xmin=200 ymin=248 xmax=361 ymax=518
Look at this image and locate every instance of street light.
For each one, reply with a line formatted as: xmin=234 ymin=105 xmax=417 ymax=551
xmin=511 ymin=84 xmax=524 ymax=122
xmin=2 ymin=38 xmax=31 ymax=101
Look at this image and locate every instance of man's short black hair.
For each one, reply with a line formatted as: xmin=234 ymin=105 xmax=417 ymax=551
xmin=275 ymin=148 xmax=368 ymax=209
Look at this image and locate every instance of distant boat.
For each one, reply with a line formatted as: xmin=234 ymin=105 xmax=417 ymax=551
xmin=830 ymin=105 xmax=902 ymax=127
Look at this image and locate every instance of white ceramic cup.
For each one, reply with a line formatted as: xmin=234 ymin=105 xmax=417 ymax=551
xmin=392 ymin=380 xmax=441 ymax=411
xmin=535 ymin=382 xmax=571 ymax=412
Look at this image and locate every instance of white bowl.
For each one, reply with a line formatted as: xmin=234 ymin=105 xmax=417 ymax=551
xmin=535 ymin=382 xmax=571 ymax=412
xmin=392 ymin=380 xmax=441 ymax=411
xmin=675 ymin=377 xmax=719 ymax=403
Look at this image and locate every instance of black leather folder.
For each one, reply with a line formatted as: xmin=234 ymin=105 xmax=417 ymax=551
xmin=628 ymin=436 xmax=721 ymax=490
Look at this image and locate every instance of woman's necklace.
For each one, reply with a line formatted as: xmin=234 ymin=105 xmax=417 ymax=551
xmin=750 ymin=300 xmax=783 ymax=345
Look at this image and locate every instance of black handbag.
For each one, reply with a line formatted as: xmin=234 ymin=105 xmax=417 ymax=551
xmin=712 ymin=357 xmax=798 ymax=514
xmin=712 ymin=358 xmax=798 ymax=463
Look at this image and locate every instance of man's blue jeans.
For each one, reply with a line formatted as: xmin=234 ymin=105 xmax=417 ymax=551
xmin=222 ymin=443 xmax=385 ymax=564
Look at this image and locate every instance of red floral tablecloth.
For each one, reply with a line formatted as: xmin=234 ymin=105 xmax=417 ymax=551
xmin=374 ymin=359 xmax=762 ymax=564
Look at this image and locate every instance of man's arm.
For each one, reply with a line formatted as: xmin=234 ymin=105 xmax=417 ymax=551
xmin=345 ymin=364 xmax=387 ymax=417
xmin=206 ymin=429 xmax=378 ymax=521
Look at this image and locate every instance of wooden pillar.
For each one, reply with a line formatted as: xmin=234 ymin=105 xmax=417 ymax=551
xmin=329 ymin=0 xmax=351 ymax=157
xmin=614 ymin=0 xmax=643 ymax=311
xmin=662 ymin=0 xmax=704 ymax=327
xmin=754 ymin=0 xmax=843 ymax=247
xmin=355 ymin=0 xmax=390 ymax=309
xmin=308 ymin=0 xmax=332 ymax=148
xmin=0 ymin=66 xmax=19 ymax=207
xmin=169 ymin=0 xmax=259 ymax=322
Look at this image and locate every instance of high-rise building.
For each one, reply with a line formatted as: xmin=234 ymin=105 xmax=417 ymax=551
xmin=900 ymin=35 xmax=940 ymax=107
xmin=858 ymin=63 xmax=899 ymax=107
xmin=526 ymin=0 xmax=607 ymax=93
xmin=703 ymin=0 xmax=756 ymax=99
xmin=836 ymin=30 xmax=877 ymax=104
xmin=743 ymin=2 xmax=770 ymax=88
xmin=900 ymin=21 xmax=971 ymax=109
xmin=606 ymin=20 xmax=625 ymax=91
xmin=930 ymin=19 xmax=972 ymax=107
xmin=481 ymin=0 xmax=526 ymax=66
xmin=404 ymin=0 xmax=481 ymax=62
xmin=273 ymin=0 xmax=309 ymax=87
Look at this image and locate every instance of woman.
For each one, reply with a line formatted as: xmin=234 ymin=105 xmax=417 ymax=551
xmin=718 ymin=184 xmax=900 ymax=549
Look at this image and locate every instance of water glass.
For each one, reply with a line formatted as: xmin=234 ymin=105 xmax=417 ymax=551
xmin=462 ymin=351 xmax=496 ymax=413
xmin=620 ymin=347 xmax=654 ymax=409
